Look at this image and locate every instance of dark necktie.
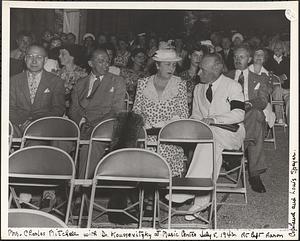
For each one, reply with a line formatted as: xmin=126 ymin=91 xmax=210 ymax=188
xmin=206 ymin=84 xmax=213 ymax=103
xmin=87 ymin=75 xmax=102 ymax=99
xmin=238 ymin=71 xmax=244 ymax=92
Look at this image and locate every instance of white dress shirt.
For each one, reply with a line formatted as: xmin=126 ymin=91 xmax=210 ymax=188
xmin=234 ymin=68 xmax=249 ymax=101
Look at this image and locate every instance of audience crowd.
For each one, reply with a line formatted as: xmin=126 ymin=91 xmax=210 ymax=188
xmin=9 ymin=27 xmax=290 ymax=223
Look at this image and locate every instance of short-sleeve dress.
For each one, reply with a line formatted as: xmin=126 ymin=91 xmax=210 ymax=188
xmin=132 ymin=75 xmax=189 ymax=177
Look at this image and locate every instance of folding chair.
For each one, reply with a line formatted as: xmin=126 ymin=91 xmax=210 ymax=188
xmin=20 ymin=117 xmax=80 ymax=167
xmin=77 ymin=118 xmax=147 ymax=227
xmin=217 ymin=143 xmax=247 ymax=206
xmin=9 ymin=146 xmax=76 ymax=225
xmin=270 ymin=75 xmax=287 ymax=132
xmin=124 ymin=91 xmax=134 ymax=112
xmin=8 ymin=209 xmax=68 ymax=228
xmin=157 ymin=119 xmax=217 ymax=229
xmin=87 ymin=148 xmax=172 ymax=229
xmin=9 ymin=121 xmax=13 ymax=152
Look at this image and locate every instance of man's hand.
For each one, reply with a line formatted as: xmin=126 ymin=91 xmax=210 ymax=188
xmin=201 ymin=118 xmax=215 ymax=125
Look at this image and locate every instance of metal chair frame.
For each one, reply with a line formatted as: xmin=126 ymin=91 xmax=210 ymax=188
xmin=9 ymin=146 xmax=76 ymax=225
xmin=77 ymin=118 xmax=147 ymax=227
xmin=157 ymin=119 xmax=217 ymax=229
xmin=8 ymin=208 xmax=68 ymax=228
xmin=86 ymin=148 xmax=172 ymax=229
xmin=217 ymin=143 xmax=247 ymax=206
xmin=20 ymin=116 xmax=81 ymax=168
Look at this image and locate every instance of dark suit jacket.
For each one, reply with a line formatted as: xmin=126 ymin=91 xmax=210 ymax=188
xmin=10 ymin=70 xmax=66 ymax=125
xmin=220 ymin=49 xmax=235 ymax=71
xmin=225 ymin=70 xmax=269 ymax=111
xmin=69 ymin=72 xmax=126 ymax=134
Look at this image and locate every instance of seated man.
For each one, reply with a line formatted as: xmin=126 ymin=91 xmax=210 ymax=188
xmin=226 ymin=44 xmax=269 ymax=193
xmin=168 ymin=53 xmax=245 ymax=220
xmin=10 ymin=31 xmax=32 ymax=76
xmin=68 ymin=48 xmax=126 ymax=179
xmin=10 ymin=44 xmax=65 ymax=137
xmin=9 ymin=44 xmax=65 ymax=211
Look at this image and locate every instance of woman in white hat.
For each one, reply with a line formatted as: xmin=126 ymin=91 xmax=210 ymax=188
xmin=132 ymin=48 xmax=189 ymax=177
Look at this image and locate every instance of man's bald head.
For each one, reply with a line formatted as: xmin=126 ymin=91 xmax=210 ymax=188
xmin=26 ymin=45 xmax=48 ymax=57
xmin=88 ymin=48 xmax=110 ymax=76
xmin=25 ymin=45 xmax=48 ymax=73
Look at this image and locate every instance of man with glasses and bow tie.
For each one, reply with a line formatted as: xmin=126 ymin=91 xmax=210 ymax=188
xmin=226 ymin=45 xmax=269 ymax=193
xmin=69 ymin=48 xmax=126 ymax=179
xmin=10 ymin=45 xmax=65 ymax=137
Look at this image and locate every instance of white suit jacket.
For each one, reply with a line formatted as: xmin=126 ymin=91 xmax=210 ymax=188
xmin=191 ymin=74 xmax=245 ymax=124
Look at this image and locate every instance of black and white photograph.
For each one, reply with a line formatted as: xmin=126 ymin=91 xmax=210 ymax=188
xmin=1 ymin=1 xmax=298 ymax=239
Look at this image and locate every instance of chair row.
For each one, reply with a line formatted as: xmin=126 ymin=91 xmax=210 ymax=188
xmin=8 ymin=118 xmax=248 ymax=229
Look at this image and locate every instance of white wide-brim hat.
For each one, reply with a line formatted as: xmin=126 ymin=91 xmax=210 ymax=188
xmin=152 ymin=49 xmax=182 ymax=62
xmin=83 ymin=33 xmax=95 ymax=41
xmin=232 ymin=33 xmax=244 ymax=42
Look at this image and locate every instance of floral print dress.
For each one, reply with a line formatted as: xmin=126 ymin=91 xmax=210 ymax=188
xmin=55 ymin=65 xmax=88 ymax=107
xmin=113 ymin=51 xmax=131 ymax=68
xmin=132 ymin=75 xmax=189 ymax=177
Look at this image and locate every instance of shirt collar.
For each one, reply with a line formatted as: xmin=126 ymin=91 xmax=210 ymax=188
xmin=206 ymin=74 xmax=222 ymax=90
xmin=90 ymin=72 xmax=104 ymax=80
xmin=273 ymin=54 xmax=283 ymax=64
xmin=27 ymin=70 xmax=43 ymax=79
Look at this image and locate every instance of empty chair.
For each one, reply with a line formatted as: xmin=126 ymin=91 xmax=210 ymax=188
xmin=217 ymin=143 xmax=247 ymax=206
xmin=8 ymin=209 xmax=68 ymax=228
xmin=9 ymin=146 xmax=75 ymax=225
xmin=77 ymin=118 xmax=147 ymax=227
xmin=87 ymin=148 xmax=172 ymax=228
xmin=20 ymin=117 xmax=80 ymax=167
xmin=157 ymin=119 xmax=217 ymax=229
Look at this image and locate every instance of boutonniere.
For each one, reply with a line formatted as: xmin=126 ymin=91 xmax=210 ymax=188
xmin=109 ymin=87 xmax=114 ymax=92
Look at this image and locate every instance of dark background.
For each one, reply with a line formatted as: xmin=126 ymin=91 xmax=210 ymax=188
xmin=10 ymin=8 xmax=290 ymax=48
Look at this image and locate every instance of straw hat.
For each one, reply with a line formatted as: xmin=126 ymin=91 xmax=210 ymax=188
xmin=152 ymin=49 xmax=182 ymax=62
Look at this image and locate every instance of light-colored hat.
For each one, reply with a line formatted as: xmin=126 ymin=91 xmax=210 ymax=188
xmin=137 ymin=32 xmax=146 ymax=37
xmin=83 ymin=33 xmax=95 ymax=41
xmin=158 ymin=41 xmax=175 ymax=50
xmin=232 ymin=33 xmax=244 ymax=42
xmin=152 ymin=49 xmax=182 ymax=62
xmin=200 ymin=40 xmax=214 ymax=47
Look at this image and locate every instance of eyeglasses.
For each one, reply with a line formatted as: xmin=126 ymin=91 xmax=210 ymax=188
xmin=26 ymin=54 xmax=45 ymax=61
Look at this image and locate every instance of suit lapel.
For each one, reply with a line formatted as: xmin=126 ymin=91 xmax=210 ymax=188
xmin=248 ymin=71 xmax=258 ymax=99
xmin=33 ymin=71 xmax=48 ymax=105
xmin=20 ymin=72 xmax=31 ymax=105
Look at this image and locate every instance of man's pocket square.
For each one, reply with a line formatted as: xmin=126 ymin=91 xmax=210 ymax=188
xmin=109 ymin=87 xmax=114 ymax=92
xmin=254 ymin=83 xmax=260 ymax=90
xmin=44 ymin=88 xmax=50 ymax=93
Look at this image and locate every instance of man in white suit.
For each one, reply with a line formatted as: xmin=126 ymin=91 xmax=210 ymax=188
xmin=170 ymin=53 xmax=245 ymax=221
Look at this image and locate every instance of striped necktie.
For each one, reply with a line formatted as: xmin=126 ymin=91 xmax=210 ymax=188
xmin=238 ymin=71 xmax=244 ymax=92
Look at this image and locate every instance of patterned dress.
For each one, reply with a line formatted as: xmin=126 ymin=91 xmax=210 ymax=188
xmin=179 ymin=70 xmax=200 ymax=116
xmin=120 ymin=67 xmax=149 ymax=102
xmin=55 ymin=65 xmax=88 ymax=107
xmin=113 ymin=51 xmax=131 ymax=68
xmin=132 ymin=75 xmax=189 ymax=177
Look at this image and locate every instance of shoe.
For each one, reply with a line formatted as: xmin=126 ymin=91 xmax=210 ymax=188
xmin=277 ymin=119 xmax=284 ymax=124
xmin=249 ymin=175 xmax=266 ymax=193
xmin=184 ymin=202 xmax=210 ymax=221
xmin=165 ymin=194 xmax=195 ymax=204
xmin=40 ymin=190 xmax=56 ymax=212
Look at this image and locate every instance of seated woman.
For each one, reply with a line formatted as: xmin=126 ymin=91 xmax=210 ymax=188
xmin=179 ymin=44 xmax=209 ymax=115
xmin=248 ymin=46 xmax=276 ymax=129
xmin=56 ymin=45 xmax=88 ymax=111
xmin=265 ymin=40 xmax=290 ymax=125
xmin=132 ymin=48 xmax=189 ymax=177
xmin=120 ymin=48 xmax=149 ymax=104
xmin=113 ymin=37 xmax=131 ymax=68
